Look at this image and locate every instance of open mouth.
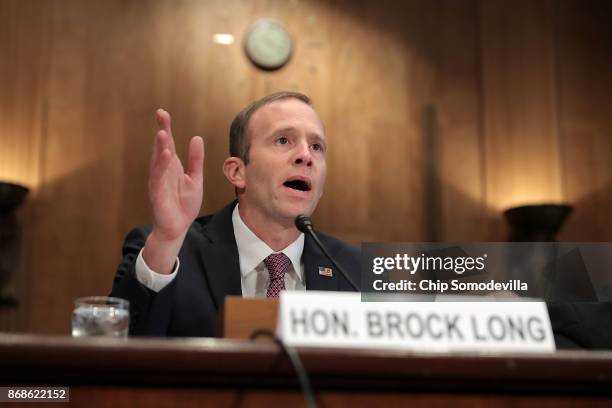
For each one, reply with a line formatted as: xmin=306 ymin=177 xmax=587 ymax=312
xmin=283 ymin=179 xmax=311 ymax=192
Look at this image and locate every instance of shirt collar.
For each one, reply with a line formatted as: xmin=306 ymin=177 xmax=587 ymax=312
xmin=232 ymin=204 xmax=305 ymax=282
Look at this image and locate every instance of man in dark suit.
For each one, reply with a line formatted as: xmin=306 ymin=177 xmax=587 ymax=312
xmin=111 ymin=92 xmax=360 ymax=337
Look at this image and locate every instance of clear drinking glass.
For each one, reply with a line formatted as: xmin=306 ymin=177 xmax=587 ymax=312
xmin=71 ymin=296 xmax=130 ymax=338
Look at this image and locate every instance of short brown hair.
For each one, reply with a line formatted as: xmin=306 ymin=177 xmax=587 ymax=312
xmin=229 ymin=91 xmax=311 ymax=164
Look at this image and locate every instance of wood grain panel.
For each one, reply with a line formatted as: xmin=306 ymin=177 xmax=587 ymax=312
xmin=316 ymin=0 xmax=422 ymax=242
xmin=429 ymin=0 xmax=485 ymax=241
xmin=2 ymin=335 xmax=612 ymax=406
xmin=0 ymin=0 xmax=48 ymax=331
xmin=27 ymin=0 xmax=131 ymax=333
xmin=0 ymin=0 xmax=45 ymax=189
xmin=555 ymin=0 xmax=612 ymax=240
xmin=480 ymin=0 xmax=563 ymax=239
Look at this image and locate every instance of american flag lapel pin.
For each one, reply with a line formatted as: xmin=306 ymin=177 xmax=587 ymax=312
xmin=318 ymin=266 xmax=333 ymax=277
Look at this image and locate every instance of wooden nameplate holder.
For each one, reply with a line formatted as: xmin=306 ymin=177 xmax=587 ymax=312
xmin=219 ymin=296 xmax=279 ymax=339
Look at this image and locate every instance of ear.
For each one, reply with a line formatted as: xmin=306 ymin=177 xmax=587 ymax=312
xmin=223 ymin=157 xmax=246 ymax=189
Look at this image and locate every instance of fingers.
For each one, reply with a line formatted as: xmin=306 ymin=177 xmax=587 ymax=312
xmin=156 ymin=108 xmax=176 ymax=154
xmin=151 ymin=109 xmax=203 ymax=189
xmin=150 ymin=129 xmax=169 ymax=172
xmin=187 ymin=136 xmax=205 ymax=182
xmin=149 ymin=143 xmax=172 ymax=197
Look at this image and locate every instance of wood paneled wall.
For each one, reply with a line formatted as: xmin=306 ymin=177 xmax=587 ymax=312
xmin=481 ymin=0 xmax=563 ymax=238
xmin=0 ymin=0 xmax=610 ymax=334
xmin=555 ymin=0 xmax=612 ymax=241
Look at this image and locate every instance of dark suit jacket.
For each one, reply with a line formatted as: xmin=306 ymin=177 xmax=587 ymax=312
xmin=547 ymin=302 xmax=612 ymax=350
xmin=111 ymin=201 xmax=361 ymax=337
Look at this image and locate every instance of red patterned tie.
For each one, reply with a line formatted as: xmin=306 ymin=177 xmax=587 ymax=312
xmin=264 ymin=253 xmax=291 ymax=298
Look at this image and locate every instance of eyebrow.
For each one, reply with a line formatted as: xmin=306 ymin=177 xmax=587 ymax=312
xmin=272 ymin=127 xmax=326 ymax=142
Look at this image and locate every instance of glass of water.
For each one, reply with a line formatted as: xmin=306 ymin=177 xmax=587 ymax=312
xmin=71 ymin=296 xmax=130 ymax=338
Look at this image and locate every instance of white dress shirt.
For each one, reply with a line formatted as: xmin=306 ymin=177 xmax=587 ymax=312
xmin=135 ymin=204 xmax=306 ymax=296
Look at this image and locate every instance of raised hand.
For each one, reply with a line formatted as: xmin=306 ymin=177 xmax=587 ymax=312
xmin=142 ymin=109 xmax=204 ymax=274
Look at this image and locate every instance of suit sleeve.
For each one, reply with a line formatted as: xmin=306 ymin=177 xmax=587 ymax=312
xmin=110 ymin=226 xmax=177 ymax=336
xmin=547 ymin=301 xmax=612 ymax=350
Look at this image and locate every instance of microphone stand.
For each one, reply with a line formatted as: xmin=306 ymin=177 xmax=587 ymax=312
xmin=295 ymin=215 xmax=359 ymax=291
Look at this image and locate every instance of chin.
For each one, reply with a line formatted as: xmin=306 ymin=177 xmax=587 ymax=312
xmin=280 ymin=202 xmax=315 ymax=221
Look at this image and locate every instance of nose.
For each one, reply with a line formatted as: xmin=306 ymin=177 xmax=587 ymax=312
xmin=293 ymin=141 xmax=312 ymax=167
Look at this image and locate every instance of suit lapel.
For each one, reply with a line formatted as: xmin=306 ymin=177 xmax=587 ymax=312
xmin=198 ymin=201 xmax=242 ymax=309
xmin=198 ymin=203 xmax=343 ymax=302
xmin=303 ymin=233 xmax=340 ymax=291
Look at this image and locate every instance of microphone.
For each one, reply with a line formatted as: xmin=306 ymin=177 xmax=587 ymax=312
xmin=295 ymin=215 xmax=359 ymax=291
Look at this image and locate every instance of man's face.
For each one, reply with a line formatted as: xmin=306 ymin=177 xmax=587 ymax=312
xmin=239 ymin=98 xmax=327 ymax=225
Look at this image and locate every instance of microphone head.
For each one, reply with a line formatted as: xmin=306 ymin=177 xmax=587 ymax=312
xmin=295 ymin=214 xmax=313 ymax=232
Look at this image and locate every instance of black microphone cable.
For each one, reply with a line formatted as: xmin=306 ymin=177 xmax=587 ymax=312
xmin=249 ymin=329 xmax=316 ymax=408
xmin=295 ymin=215 xmax=359 ymax=291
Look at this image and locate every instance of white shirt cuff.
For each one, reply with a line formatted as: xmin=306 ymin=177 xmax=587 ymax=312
xmin=135 ymin=248 xmax=179 ymax=292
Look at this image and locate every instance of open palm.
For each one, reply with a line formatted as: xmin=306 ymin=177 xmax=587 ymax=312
xmin=149 ymin=109 xmax=204 ymax=242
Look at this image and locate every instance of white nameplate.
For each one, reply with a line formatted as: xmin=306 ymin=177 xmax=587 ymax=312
xmin=277 ymin=291 xmax=556 ymax=353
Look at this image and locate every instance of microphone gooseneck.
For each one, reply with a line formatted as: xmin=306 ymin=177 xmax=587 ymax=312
xmin=295 ymin=215 xmax=359 ymax=291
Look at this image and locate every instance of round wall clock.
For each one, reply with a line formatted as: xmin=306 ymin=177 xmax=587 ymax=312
xmin=244 ymin=19 xmax=293 ymax=70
